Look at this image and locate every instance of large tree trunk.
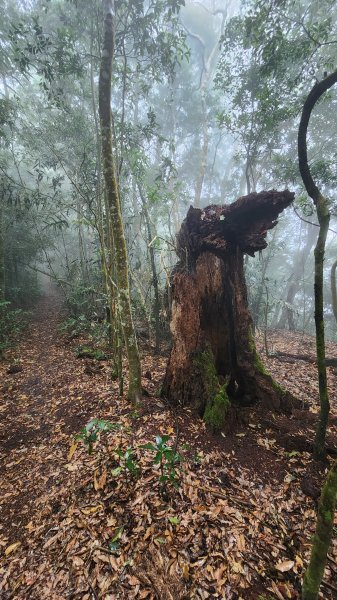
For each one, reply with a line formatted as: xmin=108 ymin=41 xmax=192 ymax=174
xmin=163 ymin=190 xmax=296 ymax=429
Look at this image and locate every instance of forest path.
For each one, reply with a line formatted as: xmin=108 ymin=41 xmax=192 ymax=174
xmin=1 ymin=285 xmax=337 ymax=599
xmin=0 ymin=279 xmax=106 ymax=544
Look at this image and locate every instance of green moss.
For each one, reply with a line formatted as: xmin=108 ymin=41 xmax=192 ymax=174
xmin=302 ymin=459 xmax=337 ymax=600
xmin=192 ymin=348 xmax=219 ymax=395
xmin=322 ymin=509 xmax=333 ymax=523
xmin=204 ymin=384 xmax=230 ymax=432
xmin=192 ymin=348 xmax=230 ymax=432
xmin=248 ymin=329 xmax=286 ymax=395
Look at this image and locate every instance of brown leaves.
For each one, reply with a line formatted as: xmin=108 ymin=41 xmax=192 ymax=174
xmin=2 ymin=295 xmax=337 ymax=599
xmin=4 ymin=542 xmax=21 ymax=556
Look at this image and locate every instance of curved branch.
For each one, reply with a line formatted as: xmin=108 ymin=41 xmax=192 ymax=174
xmin=298 ymin=69 xmax=337 ymax=204
xmin=298 ymin=69 xmax=337 ymax=462
xmin=293 ymin=206 xmax=337 ymax=235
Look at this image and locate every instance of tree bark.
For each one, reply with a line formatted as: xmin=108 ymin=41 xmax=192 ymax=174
xmin=98 ymin=0 xmax=141 ymax=403
xmin=138 ymin=187 xmax=161 ymax=354
xmin=162 ymin=190 xmax=297 ymax=428
xmin=302 ymin=459 xmax=337 ymax=600
xmin=298 ymin=68 xmax=337 ymax=460
xmin=0 ymin=205 xmax=5 ymax=301
xmin=330 ymin=258 xmax=337 ymax=325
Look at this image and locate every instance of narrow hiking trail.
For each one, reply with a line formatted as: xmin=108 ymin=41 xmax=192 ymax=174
xmin=1 ymin=283 xmax=337 ymax=599
xmin=0 ymin=281 xmax=106 ymax=531
xmin=0 ymin=281 xmax=118 ymax=597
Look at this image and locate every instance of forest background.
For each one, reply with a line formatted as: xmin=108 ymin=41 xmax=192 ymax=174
xmin=1 ymin=1 xmax=337 ymax=599
xmin=1 ymin=0 xmax=337 ymax=355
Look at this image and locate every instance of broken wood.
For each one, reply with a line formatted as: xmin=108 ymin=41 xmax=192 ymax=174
xmin=163 ymin=190 xmax=299 ymax=429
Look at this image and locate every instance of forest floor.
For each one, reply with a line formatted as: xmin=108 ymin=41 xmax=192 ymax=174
xmin=1 ymin=285 xmax=337 ymax=600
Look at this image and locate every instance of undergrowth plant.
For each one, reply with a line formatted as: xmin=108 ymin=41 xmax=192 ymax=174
xmin=0 ymin=300 xmax=29 ymax=357
xmin=75 ymin=420 xmax=183 ymax=496
xmin=112 ymin=446 xmax=140 ymax=484
xmin=141 ymin=435 xmax=183 ymax=495
xmin=76 ymin=418 xmax=121 ymax=454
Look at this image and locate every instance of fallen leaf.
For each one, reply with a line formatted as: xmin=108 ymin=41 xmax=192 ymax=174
xmin=81 ymin=505 xmax=102 ymax=515
xmin=5 ymin=541 xmax=21 ymax=556
xmin=275 ymin=559 xmax=295 ymax=572
xmin=67 ymin=441 xmax=78 ymax=461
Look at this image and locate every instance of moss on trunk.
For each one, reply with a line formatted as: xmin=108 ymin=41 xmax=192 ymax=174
xmin=302 ymin=458 xmax=337 ymax=600
xmin=191 ymin=348 xmax=230 ymax=431
xmin=98 ymin=0 xmax=141 ymax=403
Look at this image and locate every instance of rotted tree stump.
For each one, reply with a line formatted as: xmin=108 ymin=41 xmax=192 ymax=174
xmin=162 ymin=190 xmax=297 ymax=430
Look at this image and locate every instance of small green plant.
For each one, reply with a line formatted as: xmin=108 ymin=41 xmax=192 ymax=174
xmin=142 ymin=435 xmax=183 ymax=494
xmin=112 ymin=446 xmax=140 ymax=484
xmin=74 ymin=420 xmax=183 ymax=498
xmin=76 ymin=418 xmax=120 ymax=454
xmin=192 ymin=451 xmax=203 ymax=465
xmin=108 ymin=525 xmax=124 ymax=553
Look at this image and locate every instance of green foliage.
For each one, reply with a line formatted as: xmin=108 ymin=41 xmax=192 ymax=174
xmin=75 ymin=421 xmax=183 ymax=496
xmin=75 ymin=418 xmax=120 ymax=455
xmin=65 ymin=284 xmax=104 ymax=320
xmin=9 ymin=13 xmax=84 ymax=107
xmin=75 ymin=345 xmax=107 ymax=360
xmin=141 ymin=435 xmax=182 ymax=493
xmin=112 ymin=447 xmax=141 ymax=483
xmin=0 ymin=300 xmax=29 ymax=356
xmin=215 ymin=0 xmax=337 ymax=193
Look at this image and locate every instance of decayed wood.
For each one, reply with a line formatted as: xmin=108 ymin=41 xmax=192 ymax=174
xmin=176 ymin=189 xmax=294 ymax=264
xmin=163 ymin=190 xmax=297 ymax=423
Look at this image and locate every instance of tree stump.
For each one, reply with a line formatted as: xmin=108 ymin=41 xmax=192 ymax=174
xmin=162 ymin=190 xmax=296 ymax=430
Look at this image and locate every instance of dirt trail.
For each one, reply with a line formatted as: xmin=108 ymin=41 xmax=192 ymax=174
xmin=0 ymin=280 xmax=106 ymax=542
xmin=1 ymin=284 xmax=337 ymax=599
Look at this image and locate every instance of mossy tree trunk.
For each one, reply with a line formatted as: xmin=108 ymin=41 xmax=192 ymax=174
xmin=162 ymin=190 xmax=297 ymax=429
xmin=330 ymin=258 xmax=337 ymax=325
xmin=298 ymin=68 xmax=337 ymax=460
xmin=99 ymin=0 xmax=141 ymax=403
xmin=137 ymin=183 xmax=161 ymax=354
xmin=0 ymin=204 xmax=5 ymax=301
xmin=302 ymin=458 xmax=337 ymax=600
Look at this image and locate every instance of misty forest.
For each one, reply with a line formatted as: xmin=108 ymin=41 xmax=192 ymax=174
xmin=1 ymin=0 xmax=337 ymax=598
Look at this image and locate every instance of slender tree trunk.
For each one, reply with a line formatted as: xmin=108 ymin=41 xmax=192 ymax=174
xmin=0 ymin=205 xmax=5 ymax=301
xmin=98 ymin=0 xmax=141 ymax=403
xmin=194 ymin=95 xmax=209 ymax=208
xmin=330 ymin=258 xmax=337 ymax=325
xmin=277 ymin=223 xmax=316 ymax=330
xmin=138 ymin=185 xmax=160 ymax=354
xmin=298 ymin=69 xmax=337 ymax=460
xmin=302 ymin=459 xmax=337 ymax=600
xmin=250 ymin=229 xmax=276 ymax=328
